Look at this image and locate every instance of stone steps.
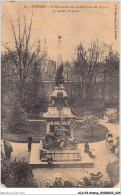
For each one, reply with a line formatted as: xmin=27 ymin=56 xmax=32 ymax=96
xmin=41 ymin=157 xmax=81 ymax=162
xmin=30 ymin=161 xmax=94 ymax=168
xmin=29 ymin=144 xmax=95 ymax=168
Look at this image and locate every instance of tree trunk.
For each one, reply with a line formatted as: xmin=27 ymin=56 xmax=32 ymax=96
xmin=91 ymin=127 xmax=94 ymax=137
xmin=85 ymin=84 xmax=93 ymax=108
xmin=19 ymin=84 xmax=24 ymax=106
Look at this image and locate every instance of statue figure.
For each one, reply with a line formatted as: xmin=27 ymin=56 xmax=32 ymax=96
xmin=55 ymin=64 xmax=64 ymax=86
xmin=42 ymin=125 xmax=76 ymax=150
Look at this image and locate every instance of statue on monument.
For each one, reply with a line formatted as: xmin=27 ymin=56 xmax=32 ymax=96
xmin=42 ymin=125 xmax=77 ymax=150
xmin=55 ymin=63 xmax=64 ymax=86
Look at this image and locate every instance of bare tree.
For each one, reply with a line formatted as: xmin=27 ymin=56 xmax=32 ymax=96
xmin=73 ymin=40 xmax=109 ymax=108
xmin=2 ymin=14 xmax=41 ymax=105
xmin=101 ymin=46 xmax=119 ymax=107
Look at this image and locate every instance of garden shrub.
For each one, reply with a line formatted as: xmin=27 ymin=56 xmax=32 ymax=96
xmin=106 ymin=160 xmax=119 ymax=187
xmin=1 ymin=159 xmax=38 ymax=187
xmin=5 ymin=103 xmax=28 ymax=134
xmin=82 ymin=115 xmax=98 ymax=137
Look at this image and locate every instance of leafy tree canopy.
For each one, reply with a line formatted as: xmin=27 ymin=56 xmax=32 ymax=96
xmin=5 ymin=102 xmax=28 ymax=134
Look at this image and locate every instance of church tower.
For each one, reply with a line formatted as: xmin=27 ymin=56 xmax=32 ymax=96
xmin=37 ymin=39 xmax=41 ymax=54
xmin=43 ymin=38 xmax=48 ymax=57
xmin=57 ymin=35 xmax=62 ymax=70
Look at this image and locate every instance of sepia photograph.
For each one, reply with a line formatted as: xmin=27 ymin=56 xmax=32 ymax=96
xmin=1 ymin=1 xmax=120 ymax=190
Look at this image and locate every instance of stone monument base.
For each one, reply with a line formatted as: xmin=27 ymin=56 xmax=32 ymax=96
xmin=29 ymin=144 xmax=94 ymax=168
xmin=41 ymin=150 xmax=81 ymax=162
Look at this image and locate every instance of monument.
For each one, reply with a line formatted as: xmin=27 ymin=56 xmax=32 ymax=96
xmin=29 ymin=37 xmax=94 ymax=168
xmin=29 ymin=68 xmax=94 ymax=167
xmin=40 ymin=63 xmax=80 ymax=163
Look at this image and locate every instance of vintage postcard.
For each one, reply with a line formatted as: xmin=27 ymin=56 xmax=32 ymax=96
xmin=1 ymin=0 xmax=120 ymax=193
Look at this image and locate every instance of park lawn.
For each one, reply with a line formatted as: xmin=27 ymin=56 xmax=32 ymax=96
xmin=2 ymin=121 xmax=46 ymax=143
xmin=2 ymin=121 xmax=108 ymax=143
xmin=74 ymin=122 xmax=108 ymax=143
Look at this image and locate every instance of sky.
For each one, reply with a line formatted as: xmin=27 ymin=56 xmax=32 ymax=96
xmin=1 ymin=1 xmax=119 ymax=62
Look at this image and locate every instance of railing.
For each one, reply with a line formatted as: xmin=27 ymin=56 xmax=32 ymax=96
xmin=34 ymin=177 xmax=114 ymax=188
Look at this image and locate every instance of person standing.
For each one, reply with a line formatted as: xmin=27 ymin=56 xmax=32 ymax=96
xmin=28 ymin=135 xmax=33 ymax=151
xmin=47 ymin=153 xmax=53 ymax=169
xmin=84 ymin=141 xmax=90 ymax=153
xmin=3 ymin=140 xmax=13 ymax=160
